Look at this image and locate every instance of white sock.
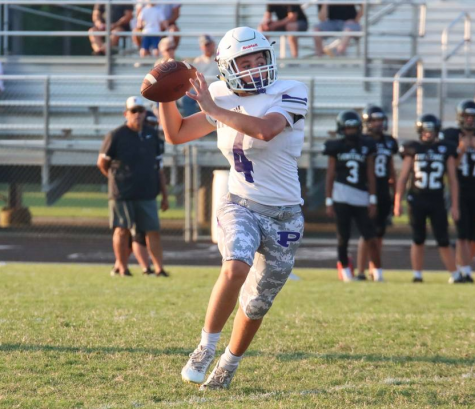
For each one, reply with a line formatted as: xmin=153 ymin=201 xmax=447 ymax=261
xmin=342 ymin=267 xmax=353 ymax=281
xmin=413 ymin=271 xmax=422 ymax=279
xmin=461 ymin=265 xmax=472 ymax=277
xmin=200 ymin=328 xmax=221 ymax=353
xmin=373 ymin=268 xmax=383 ymax=281
xmin=219 ymin=346 xmax=242 ymax=371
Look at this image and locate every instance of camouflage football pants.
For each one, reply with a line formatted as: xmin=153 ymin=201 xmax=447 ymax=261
xmin=216 ymin=197 xmax=304 ymax=320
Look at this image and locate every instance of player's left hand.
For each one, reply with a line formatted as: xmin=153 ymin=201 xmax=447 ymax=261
xmin=451 ymin=206 xmax=459 ymax=222
xmin=368 ymin=204 xmax=377 ymax=219
xmin=187 ymin=72 xmax=218 ymax=115
xmin=161 ymin=197 xmax=169 ymax=212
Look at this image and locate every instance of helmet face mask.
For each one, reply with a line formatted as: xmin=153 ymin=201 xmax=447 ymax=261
xmin=362 ymin=105 xmax=388 ymax=135
xmin=337 ymin=110 xmax=362 ymax=141
xmin=416 ymin=114 xmax=441 ymax=144
xmin=216 ymin=27 xmax=277 ymax=94
xmin=457 ymin=100 xmax=475 ymax=131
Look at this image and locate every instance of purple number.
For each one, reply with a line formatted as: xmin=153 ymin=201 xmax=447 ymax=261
xmin=233 ymin=132 xmax=254 ymax=183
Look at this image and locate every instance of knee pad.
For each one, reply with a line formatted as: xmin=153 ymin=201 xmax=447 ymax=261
xmin=239 ymin=260 xmax=293 ymax=320
xmin=132 ymin=231 xmax=147 ymax=246
xmin=240 ymin=296 xmax=272 ymax=320
xmin=436 ymin=239 xmax=450 ymax=248
xmin=412 ymin=231 xmax=426 ymax=245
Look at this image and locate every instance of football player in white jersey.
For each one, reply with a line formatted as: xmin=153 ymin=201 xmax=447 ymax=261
xmin=159 ymin=27 xmax=308 ymax=389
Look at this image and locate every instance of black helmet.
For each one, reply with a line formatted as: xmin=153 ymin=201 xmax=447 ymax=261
xmin=416 ymin=114 xmax=441 ymax=142
xmin=336 ymin=110 xmax=362 ymax=138
xmin=362 ymin=105 xmax=388 ymax=133
xmin=456 ymin=99 xmax=475 ymax=131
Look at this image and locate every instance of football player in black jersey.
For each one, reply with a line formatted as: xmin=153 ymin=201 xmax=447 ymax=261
xmin=323 ymin=110 xmax=384 ymax=282
xmin=356 ymin=105 xmax=398 ymax=280
xmin=395 ymin=114 xmax=463 ymax=283
xmin=441 ymin=100 xmax=475 ymax=283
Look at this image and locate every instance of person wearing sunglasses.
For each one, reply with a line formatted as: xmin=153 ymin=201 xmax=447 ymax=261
xmin=97 ymin=96 xmax=169 ymax=278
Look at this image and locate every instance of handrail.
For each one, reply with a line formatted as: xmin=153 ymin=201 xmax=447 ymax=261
xmin=10 ymin=5 xmax=91 ymax=27
xmin=392 ymin=55 xmax=424 ymax=139
xmin=440 ymin=12 xmax=471 ymax=120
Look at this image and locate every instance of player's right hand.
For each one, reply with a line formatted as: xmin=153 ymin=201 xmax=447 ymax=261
xmin=326 ymin=205 xmax=335 ymax=218
xmin=394 ymin=201 xmax=402 ymax=217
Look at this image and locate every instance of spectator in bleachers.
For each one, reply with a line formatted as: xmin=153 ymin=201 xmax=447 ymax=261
xmin=155 ymin=37 xmax=178 ymax=65
xmin=157 ymin=3 xmax=182 ymax=48
xmin=314 ymin=4 xmax=364 ymax=57
xmin=258 ymin=4 xmax=308 ymax=58
xmin=137 ymin=1 xmax=165 ymax=57
xmin=88 ymin=3 xmax=134 ymax=56
xmin=181 ymin=35 xmax=220 ymax=116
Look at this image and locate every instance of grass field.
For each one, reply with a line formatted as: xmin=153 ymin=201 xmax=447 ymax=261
xmin=0 ymin=264 xmax=474 ymax=408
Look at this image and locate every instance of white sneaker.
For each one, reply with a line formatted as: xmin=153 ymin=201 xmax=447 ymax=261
xmin=199 ymin=359 xmax=237 ymax=390
xmin=373 ymin=269 xmax=384 ymax=282
xmin=181 ymin=345 xmax=215 ymax=384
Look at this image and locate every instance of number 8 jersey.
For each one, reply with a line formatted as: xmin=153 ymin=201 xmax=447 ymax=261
xmin=399 ymin=140 xmax=457 ymax=196
xmin=207 ymin=79 xmax=309 ymax=206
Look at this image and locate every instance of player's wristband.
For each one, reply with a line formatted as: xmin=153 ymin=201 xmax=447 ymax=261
xmin=369 ymin=194 xmax=377 ymax=205
xmin=325 ymin=197 xmax=333 ymax=207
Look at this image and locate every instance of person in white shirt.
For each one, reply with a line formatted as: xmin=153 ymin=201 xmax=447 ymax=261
xmin=159 ymin=27 xmax=308 ymax=390
xmin=137 ymin=1 xmax=165 ymax=57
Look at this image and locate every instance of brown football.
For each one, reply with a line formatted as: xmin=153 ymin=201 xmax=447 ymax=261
xmin=140 ymin=60 xmax=197 ymax=103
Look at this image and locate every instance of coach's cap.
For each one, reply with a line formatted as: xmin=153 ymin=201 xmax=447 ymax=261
xmin=125 ymin=96 xmax=145 ymax=110
xmin=199 ymin=34 xmax=214 ymax=45
xmin=159 ymin=37 xmax=175 ymax=52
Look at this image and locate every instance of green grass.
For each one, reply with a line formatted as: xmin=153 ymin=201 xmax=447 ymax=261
xmin=0 ymin=265 xmax=474 ymax=408
xmin=0 ymin=191 xmax=185 ymax=220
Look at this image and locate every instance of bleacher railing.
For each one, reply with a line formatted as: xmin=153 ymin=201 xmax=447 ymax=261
xmin=0 ymin=0 xmax=426 ymax=81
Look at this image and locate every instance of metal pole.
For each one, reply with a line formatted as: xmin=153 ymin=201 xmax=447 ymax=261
xmin=106 ymin=0 xmax=112 ymax=89
xmin=2 ymin=4 xmax=8 ymax=54
xmin=410 ymin=3 xmax=418 ymax=57
xmin=441 ymin=28 xmax=448 ymax=121
xmin=306 ymin=78 xmax=315 ymax=190
xmin=42 ymin=77 xmax=51 ymax=191
xmin=192 ymin=145 xmax=199 ymax=242
xmin=234 ymin=0 xmax=240 ymax=28
xmin=464 ymin=14 xmax=471 ymax=78
xmin=184 ymin=145 xmax=192 ymax=243
xmin=362 ymin=0 xmax=369 ymax=83
xmin=392 ymin=78 xmax=400 ymax=139
xmin=416 ymin=59 xmax=424 ymax=117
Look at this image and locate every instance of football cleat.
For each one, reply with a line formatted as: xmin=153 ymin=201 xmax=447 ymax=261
xmin=181 ymin=345 xmax=215 ymax=384
xmin=199 ymin=359 xmax=237 ymax=390
xmin=355 ymin=273 xmax=367 ymax=281
xmin=448 ymin=274 xmax=466 ymax=284
xmin=412 ymin=277 xmax=423 ymax=283
xmin=463 ymin=274 xmax=474 ymax=283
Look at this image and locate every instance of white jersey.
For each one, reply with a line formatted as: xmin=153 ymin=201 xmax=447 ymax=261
xmin=208 ymin=79 xmax=308 ymax=206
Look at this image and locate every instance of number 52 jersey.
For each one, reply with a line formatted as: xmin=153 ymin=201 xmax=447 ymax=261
xmin=207 ymin=79 xmax=308 ymax=206
xmin=399 ymin=140 xmax=457 ymax=196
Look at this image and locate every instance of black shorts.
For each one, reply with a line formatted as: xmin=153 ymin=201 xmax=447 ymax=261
xmin=407 ymin=193 xmax=449 ymax=247
xmin=375 ymin=195 xmax=392 ymax=238
xmin=334 ymin=202 xmax=376 ymax=242
xmin=456 ymin=194 xmax=475 ymax=241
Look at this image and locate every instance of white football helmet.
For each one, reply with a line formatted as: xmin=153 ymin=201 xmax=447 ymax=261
xmin=216 ymin=27 xmax=277 ymax=93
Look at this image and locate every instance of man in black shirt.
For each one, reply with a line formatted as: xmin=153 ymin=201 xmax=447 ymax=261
xmin=97 ymin=96 xmax=169 ymax=277
xmin=314 ymin=4 xmax=364 ymax=57
xmin=441 ymin=100 xmax=475 ymax=282
xmin=323 ymin=110 xmax=384 ymax=282
xmin=88 ymin=3 xmax=133 ymax=56
xmin=258 ymin=4 xmax=308 ymax=58
xmin=395 ymin=114 xmax=463 ymax=283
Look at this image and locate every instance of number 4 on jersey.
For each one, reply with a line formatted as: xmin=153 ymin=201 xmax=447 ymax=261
xmin=233 ymin=132 xmax=254 ymax=183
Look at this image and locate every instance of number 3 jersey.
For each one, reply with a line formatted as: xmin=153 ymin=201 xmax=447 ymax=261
xmin=323 ymin=137 xmax=376 ymax=206
xmin=399 ymin=140 xmax=457 ymax=197
xmin=208 ymin=79 xmax=308 ymax=206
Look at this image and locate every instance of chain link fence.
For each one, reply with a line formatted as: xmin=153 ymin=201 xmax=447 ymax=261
xmin=0 ymin=74 xmax=474 ymax=239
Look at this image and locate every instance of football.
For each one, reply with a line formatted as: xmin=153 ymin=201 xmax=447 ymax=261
xmin=140 ymin=60 xmax=197 ymax=103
